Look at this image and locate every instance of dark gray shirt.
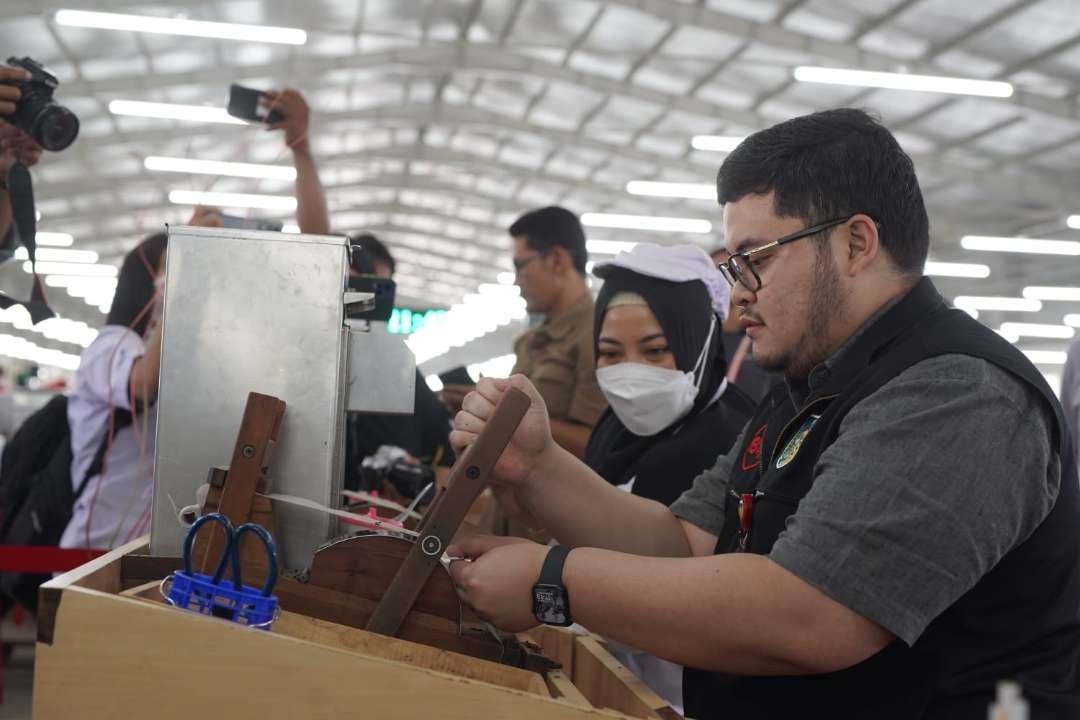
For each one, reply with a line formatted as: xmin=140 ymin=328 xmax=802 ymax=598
xmin=671 ymin=333 xmax=1060 ymax=646
xmin=1061 ymin=338 xmax=1080 ymax=468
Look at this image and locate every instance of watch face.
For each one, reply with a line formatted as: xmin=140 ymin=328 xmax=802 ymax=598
xmin=533 ymin=584 xmax=570 ymax=626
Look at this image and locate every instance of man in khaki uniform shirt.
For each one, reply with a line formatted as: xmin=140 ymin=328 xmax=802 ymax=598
xmin=479 ymin=206 xmax=606 ymax=539
xmin=509 ymin=206 xmax=606 ymax=458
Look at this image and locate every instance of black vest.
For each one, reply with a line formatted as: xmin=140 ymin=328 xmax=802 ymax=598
xmin=683 ymin=279 xmax=1080 ymax=719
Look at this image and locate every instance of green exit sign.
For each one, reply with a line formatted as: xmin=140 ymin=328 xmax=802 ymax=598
xmin=387 ymin=308 xmax=447 ymax=335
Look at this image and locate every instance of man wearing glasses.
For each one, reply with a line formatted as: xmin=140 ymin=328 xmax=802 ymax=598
xmin=505 ymin=205 xmax=606 ymax=462
xmin=474 ymin=206 xmax=607 ymax=541
xmin=448 ymin=108 xmax=1080 ymax=718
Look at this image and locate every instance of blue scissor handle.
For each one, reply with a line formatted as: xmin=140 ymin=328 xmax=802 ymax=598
xmin=233 ymin=522 xmax=279 ymax=596
xmin=182 ymin=512 xmax=235 ymax=585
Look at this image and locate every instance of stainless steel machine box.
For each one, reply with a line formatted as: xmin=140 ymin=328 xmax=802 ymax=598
xmin=150 ymin=226 xmax=415 ymax=569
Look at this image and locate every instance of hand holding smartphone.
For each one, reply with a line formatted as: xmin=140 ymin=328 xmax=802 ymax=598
xmin=227 ymin=84 xmax=284 ymax=124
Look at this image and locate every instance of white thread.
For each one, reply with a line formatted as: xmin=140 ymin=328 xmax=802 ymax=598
xmin=340 ymin=489 xmax=423 ymax=520
xmin=173 ymin=486 xmax=420 ymax=538
xmin=262 ymin=492 xmax=419 ymax=538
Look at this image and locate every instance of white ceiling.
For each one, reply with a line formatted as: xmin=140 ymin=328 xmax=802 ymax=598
xmin=2 ymin=0 xmax=1080 ymax=377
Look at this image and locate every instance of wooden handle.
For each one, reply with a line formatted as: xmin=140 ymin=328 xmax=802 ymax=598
xmin=196 ymin=392 xmax=285 ymax=575
xmin=366 ymin=386 xmax=531 ymax=636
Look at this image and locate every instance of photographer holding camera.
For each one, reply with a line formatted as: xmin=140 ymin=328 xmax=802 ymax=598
xmin=0 ymin=65 xmax=42 ymax=246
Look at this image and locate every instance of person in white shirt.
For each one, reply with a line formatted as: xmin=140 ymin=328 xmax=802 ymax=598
xmin=60 ymin=207 xmax=221 ymax=550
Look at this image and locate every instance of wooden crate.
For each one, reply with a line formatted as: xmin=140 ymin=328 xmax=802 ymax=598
xmin=33 ymin=538 xmax=678 ymax=719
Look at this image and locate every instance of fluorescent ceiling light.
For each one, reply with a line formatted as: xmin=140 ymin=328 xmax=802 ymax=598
xmin=923 ymin=261 xmax=990 ymax=279
xmin=145 ymin=157 xmax=296 ymax=181
xmin=960 ymin=235 xmax=1080 ymax=256
xmin=587 ymin=240 xmax=639 ymax=255
xmin=110 ymin=100 xmax=245 ymax=125
xmin=1021 ymin=350 xmax=1067 ymax=366
xmin=15 ymin=247 xmax=98 ymax=263
xmin=1068 ymin=215 xmax=1080 ymax=230
xmin=35 ymin=232 xmax=74 ymax=247
xmin=581 ymin=213 xmax=712 ymax=234
xmin=1022 ymin=286 xmax=1080 ymax=302
xmin=953 ymin=296 xmax=1041 ymax=313
xmin=496 ymin=272 xmax=516 ymax=285
xmin=1064 ymin=314 xmax=1080 ymax=328
xmin=55 ymin=9 xmax=306 ymax=45
xmin=793 ymin=66 xmax=1013 ymax=98
xmin=22 ymin=261 xmax=117 ymax=277
xmin=691 ymin=136 xmax=745 ymax=153
xmin=999 ymin=322 xmax=1075 ymax=340
xmin=626 ymin=181 xmax=715 ymax=200
xmin=168 ymin=190 xmax=297 ymax=211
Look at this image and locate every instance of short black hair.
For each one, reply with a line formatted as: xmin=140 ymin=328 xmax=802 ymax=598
xmin=508 ymin=206 xmax=588 ymax=275
xmin=717 ymin=108 xmax=929 ymax=276
xmin=349 ymin=233 xmax=396 ymax=276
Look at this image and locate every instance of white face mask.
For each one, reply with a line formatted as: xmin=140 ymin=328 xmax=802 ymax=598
xmin=596 ymin=317 xmax=716 ymax=437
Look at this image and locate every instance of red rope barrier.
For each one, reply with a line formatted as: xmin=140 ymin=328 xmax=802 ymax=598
xmin=0 ymin=546 xmax=106 ymax=573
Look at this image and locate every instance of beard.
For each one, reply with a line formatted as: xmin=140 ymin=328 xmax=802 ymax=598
xmin=755 ymin=244 xmax=847 ymax=379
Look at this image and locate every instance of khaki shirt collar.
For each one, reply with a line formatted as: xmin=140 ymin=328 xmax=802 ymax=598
xmin=536 ymin=292 xmax=594 ymax=342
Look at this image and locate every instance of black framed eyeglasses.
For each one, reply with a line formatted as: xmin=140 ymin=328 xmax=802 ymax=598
xmin=717 ymin=215 xmax=855 ymax=292
xmin=513 ymin=251 xmax=548 ymax=275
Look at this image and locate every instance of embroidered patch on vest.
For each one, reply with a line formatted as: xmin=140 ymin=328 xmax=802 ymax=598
xmin=775 ymin=414 xmax=821 ymax=469
xmin=741 ymin=422 xmax=768 ymax=471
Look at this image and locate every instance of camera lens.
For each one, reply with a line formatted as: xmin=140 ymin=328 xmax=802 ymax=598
xmin=32 ymin=104 xmax=79 ymax=152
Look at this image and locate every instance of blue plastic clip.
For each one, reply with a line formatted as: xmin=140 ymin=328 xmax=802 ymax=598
xmin=163 ymin=513 xmax=280 ymax=630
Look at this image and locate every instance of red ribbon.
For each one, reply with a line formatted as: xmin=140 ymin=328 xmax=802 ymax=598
xmin=0 ymin=545 xmax=106 ymax=573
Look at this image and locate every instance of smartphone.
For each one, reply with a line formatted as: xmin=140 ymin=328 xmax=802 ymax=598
xmin=227 ymin=83 xmax=284 ymax=124
xmin=219 ymin=214 xmax=283 ymax=232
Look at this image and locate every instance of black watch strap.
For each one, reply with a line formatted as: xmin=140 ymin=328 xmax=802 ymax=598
xmin=540 ymin=544 xmax=571 ymax=586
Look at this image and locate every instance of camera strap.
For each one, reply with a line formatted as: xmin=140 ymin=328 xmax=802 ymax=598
xmin=0 ymin=162 xmax=55 ymax=324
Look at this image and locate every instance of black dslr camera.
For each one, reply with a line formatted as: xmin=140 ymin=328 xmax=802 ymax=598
xmin=4 ymin=57 xmax=79 ymax=152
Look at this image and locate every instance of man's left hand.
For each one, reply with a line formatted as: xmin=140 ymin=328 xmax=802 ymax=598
xmin=447 ymin=534 xmax=547 ymax=632
xmin=261 ymin=88 xmax=310 ymax=151
xmin=0 ymin=122 xmax=43 ymax=173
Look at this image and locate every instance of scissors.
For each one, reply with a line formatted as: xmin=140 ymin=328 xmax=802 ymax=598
xmin=182 ymin=512 xmax=279 ymax=598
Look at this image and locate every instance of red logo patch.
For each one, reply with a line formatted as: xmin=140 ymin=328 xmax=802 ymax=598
xmin=741 ymin=423 xmax=768 ymax=471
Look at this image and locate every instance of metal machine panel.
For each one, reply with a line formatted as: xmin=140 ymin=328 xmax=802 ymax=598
xmin=346 ymin=321 xmax=416 ymax=415
xmin=150 ymin=226 xmax=349 ymax=569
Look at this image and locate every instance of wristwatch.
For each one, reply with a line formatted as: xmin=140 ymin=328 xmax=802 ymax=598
xmin=532 ymin=545 xmax=572 ymax=627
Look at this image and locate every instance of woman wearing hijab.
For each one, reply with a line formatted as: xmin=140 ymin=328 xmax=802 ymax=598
xmin=583 ymin=243 xmax=755 ymax=710
xmin=59 ymin=207 xmax=220 ymax=551
xmin=586 ymin=243 xmax=754 ymax=501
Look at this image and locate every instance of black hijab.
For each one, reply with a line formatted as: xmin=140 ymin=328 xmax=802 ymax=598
xmin=585 ymin=267 xmax=752 ymax=503
xmin=106 ymin=233 xmax=166 ymax=338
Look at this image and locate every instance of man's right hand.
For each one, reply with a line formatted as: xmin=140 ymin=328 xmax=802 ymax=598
xmin=450 ymin=375 xmax=553 ymax=489
xmin=261 ymin=89 xmax=310 ymax=151
xmin=0 ymin=67 xmax=30 ymax=116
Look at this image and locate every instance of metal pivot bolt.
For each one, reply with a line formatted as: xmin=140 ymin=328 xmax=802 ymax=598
xmin=421 ymin=535 xmax=442 ymax=556
xmin=241 ymin=445 xmax=255 ymax=459
xmin=466 ymin=465 xmax=480 ymax=479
